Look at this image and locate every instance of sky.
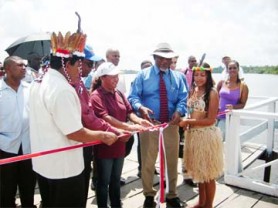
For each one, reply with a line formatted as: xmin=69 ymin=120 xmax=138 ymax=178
xmin=0 ymin=0 xmax=277 ymax=70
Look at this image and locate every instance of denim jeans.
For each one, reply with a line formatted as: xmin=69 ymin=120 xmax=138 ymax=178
xmin=216 ymin=119 xmax=226 ymax=141
xmin=96 ymin=157 xmax=124 ymax=208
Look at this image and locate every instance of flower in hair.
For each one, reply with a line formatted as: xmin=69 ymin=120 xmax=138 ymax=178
xmin=192 ymin=66 xmax=213 ymax=72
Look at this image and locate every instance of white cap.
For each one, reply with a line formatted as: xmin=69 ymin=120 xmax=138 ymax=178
xmin=95 ymin=62 xmax=121 ymax=78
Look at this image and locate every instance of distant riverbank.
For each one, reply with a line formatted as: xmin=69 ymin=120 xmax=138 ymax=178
xmin=213 ymin=65 xmax=278 ymax=75
xmin=123 ymin=66 xmax=278 ymax=75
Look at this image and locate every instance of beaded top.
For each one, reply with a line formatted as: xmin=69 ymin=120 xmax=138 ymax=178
xmin=187 ymin=93 xmax=206 ymax=114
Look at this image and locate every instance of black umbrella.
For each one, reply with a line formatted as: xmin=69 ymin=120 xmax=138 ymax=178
xmin=5 ymin=32 xmax=51 ymax=59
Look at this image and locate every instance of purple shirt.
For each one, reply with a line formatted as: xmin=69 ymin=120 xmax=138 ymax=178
xmin=90 ymin=87 xmax=133 ymax=158
xmin=218 ymin=87 xmax=240 ymax=119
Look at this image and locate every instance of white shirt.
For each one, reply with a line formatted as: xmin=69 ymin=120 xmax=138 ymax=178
xmin=29 ymin=68 xmax=84 ymax=179
xmin=0 ymin=79 xmax=31 ymax=154
xmin=23 ymin=66 xmax=37 ymax=83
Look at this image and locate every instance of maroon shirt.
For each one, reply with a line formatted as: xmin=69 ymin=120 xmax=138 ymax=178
xmin=90 ymin=87 xmax=133 ymax=158
xmin=72 ymin=82 xmax=119 ymax=134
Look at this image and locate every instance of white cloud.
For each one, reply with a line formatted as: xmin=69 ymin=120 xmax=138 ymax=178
xmin=0 ymin=0 xmax=277 ymax=69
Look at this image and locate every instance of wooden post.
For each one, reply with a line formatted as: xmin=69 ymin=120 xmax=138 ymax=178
xmin=264 ymin=102 xmax=276 ymax=182
xmin=225 ymin=112 xmax=242 ymax=175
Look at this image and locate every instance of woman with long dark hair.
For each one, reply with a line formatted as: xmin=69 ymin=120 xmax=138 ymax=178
xmin=180 ymin=63 xmax=224 ymax=208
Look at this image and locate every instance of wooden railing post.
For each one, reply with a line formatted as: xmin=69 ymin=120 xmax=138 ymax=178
xmin=225 ymin=112 xmax=242 ymax=175
xmin=264 ymin=102 xmax=276 ymax=182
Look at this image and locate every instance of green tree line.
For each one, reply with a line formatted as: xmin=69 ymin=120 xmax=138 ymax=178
xmin=242 ymin=66 xmax=278 ymax=74
xmin=123 ymin=66 xmax=278 ymax=75
xmin=213 ymin=65 xmax=278 ymax=75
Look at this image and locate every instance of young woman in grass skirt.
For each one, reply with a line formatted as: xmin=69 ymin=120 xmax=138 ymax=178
xmin=179 ymin=63 xmax=224 ymax=208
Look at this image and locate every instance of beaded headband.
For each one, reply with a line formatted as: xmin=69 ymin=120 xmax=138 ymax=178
xmin=192 ymin=66 xmax=213 ymax=72
xmin=50 ymin=31 xmax=87 ymax=58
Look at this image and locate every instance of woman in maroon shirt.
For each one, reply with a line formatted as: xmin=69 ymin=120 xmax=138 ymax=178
xmin=90 ymin=62 xmax=152 ymax=208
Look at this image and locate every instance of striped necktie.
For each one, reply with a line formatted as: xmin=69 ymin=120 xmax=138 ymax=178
xmin=159 ymin=71 xmax=169 ymax=123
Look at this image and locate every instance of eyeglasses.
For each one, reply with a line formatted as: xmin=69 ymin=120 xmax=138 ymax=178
xmin=228 ymin=66 xmax=237 ymax=70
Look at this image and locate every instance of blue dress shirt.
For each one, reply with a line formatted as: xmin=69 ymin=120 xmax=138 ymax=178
xmin=128 ymin=65 xmax=188 ymax=121
xmin=0 ymin=79 xmax=31 ymax=154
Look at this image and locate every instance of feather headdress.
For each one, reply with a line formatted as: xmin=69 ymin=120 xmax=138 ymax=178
xmin=50 ymin=31 xmax=86 ymax=58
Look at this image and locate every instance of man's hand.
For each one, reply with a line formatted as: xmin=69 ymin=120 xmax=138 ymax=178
xmin=139 ymin=106 xmax=154 ymax=122
xmin=169 ymin=111 xmax=181 ymax=125
xmin=100 ymin=132 xmax=118 ymax=146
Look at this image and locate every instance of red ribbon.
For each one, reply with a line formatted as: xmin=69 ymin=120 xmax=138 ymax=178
xmin=157 ymin=124 xmax=169 ymax=204
xmin=0 ymin=123 xmax=167 ymax=166
xmin=159 ymin=127 xmax=165 ymax=203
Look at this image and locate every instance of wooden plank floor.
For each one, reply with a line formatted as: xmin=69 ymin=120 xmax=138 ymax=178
xmin=85 ymin=142 xmax=278 ymax=208
xmin=17 ymin=143 xmax=278 ymax=208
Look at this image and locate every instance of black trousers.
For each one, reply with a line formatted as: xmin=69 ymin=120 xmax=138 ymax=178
xmin=37 ymin=170 xmax=86 ymax=207
xmin=125 ymin=135 xmax=134 ymax=157
xmin=83 ymin=146 xmax=93 ymax=206
xmin=0 ymin=148 xmax=36 ymax=208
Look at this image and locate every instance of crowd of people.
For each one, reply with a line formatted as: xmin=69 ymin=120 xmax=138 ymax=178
xmin=0 ymin=29 xmax=249 ymax=208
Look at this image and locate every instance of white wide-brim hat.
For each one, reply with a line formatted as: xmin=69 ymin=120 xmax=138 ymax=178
xmin=152 ymin=42 xmax=178 ymax=59
xmin=95 ymin=62 xmax=121 ymax=78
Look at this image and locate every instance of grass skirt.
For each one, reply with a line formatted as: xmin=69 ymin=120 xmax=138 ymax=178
xmin=183 ymin=125 xmax=224 ymax=183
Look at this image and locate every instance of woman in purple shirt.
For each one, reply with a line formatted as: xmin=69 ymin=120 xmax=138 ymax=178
xmin=216 ymin=60 xmax=249 ymax=141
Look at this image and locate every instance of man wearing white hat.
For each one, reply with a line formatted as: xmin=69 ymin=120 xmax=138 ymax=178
xmin=128 ymin=43 xmax=187 ymax=208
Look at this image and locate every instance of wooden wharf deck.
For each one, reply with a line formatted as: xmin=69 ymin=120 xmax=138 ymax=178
xmin=18 ymin=142 xmax=277 ymax=208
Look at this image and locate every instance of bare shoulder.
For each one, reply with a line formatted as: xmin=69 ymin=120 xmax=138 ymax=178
xmin=210 ymin=88 xmax=218 ymax=97
xmin=241 ymin=81 xmax=249 ymax=90
xmin=216 ymin=80 xmax=225 ymax=91
xmin=217 ymin=79 xmax=225 ymax=87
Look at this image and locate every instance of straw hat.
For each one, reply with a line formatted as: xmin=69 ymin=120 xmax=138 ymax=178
xmin=152 ymin=42 xmax=178 ymax=59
